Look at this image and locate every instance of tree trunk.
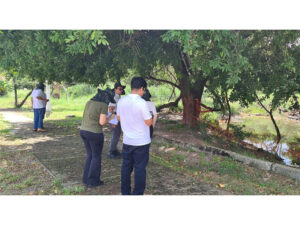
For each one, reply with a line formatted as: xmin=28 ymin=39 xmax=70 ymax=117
xmin=13 ymin=78 xmax=18 ymax=108
xmin=16 ymin=90 xmax=33 ymax=108
xmin=255 ymin=93 xmax=281 ymax=144
xmin=181 ymin=90 xmax=198 ymax=127
xmin=225 ymin=91 xmax=231 ymax=132
xmin=269 ymin=109 xmax=281 ymax=144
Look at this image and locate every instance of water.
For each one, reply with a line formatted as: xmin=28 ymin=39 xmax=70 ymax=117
xmin=221 ymin=114 xmax=300 ymax=166
xmin=243 ymin=139 xmax=299 ymax=166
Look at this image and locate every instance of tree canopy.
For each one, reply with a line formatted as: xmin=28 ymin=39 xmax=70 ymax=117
xmin=0 ymin=30 xmax=299 ymax=140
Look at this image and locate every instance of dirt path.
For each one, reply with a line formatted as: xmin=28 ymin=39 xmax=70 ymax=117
xmin=0 ymin=109 xmax=230 ymax=195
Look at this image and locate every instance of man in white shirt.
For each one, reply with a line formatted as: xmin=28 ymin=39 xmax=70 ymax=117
xmin=31 ymin=83 xmax=49 ymax=132
xmin=117 ymin=77 xmax=152 ymax=195
xmin=108 ymin=81 xmax=126 ymax=159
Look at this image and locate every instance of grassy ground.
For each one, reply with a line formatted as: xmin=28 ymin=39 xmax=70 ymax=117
xmin=150 ymin=140 xmax=300 ymax=195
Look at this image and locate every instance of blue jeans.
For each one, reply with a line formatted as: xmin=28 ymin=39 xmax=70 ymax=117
xmin=80 ymin=130 xmax=104 ymax=186
xmin=121 ymin=143 xmax=150 ymax=195
xmin=33 ymin=108 xmax=45 ymax=129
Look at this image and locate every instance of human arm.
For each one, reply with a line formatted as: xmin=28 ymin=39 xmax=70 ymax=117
xmin=152 ymin=114 xmax=158 ymax=128
xmin=36 ymin=96 xmax=49 ymax=102
xmin=144 ymin=118 xmax=153 ymax=126
xmin=99 ymin=113 xmax=115 ymax=126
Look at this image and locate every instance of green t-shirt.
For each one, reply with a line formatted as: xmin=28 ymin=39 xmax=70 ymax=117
xmin=80 ymin=100 xmax=108 ymax=133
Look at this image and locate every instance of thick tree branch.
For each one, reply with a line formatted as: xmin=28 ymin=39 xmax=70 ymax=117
xmin=179 ymin=51 xmax=193 ymax=77
xmin=146 ymin=74 xmax=181 ymax=90
xmin=254 ymin=92 xmax=270 ymax=113
xmin=16 ymin=90 xmax=33 ymax=108
xmin=204 ymin=85 xmax=225 ymax=112
xmin=157 ymin=95 xmax=182 ymax=112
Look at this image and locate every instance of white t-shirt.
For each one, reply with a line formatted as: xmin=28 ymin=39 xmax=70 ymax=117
xmin=31 ymin=89 xmax=45 ymax=109
xmin=117 ymin=94 xmax=152 ymax=146
xmin=41 ymin=92 xmax=47 ymax=108
xmin=147 ymin=101 xmax=157 ymax=115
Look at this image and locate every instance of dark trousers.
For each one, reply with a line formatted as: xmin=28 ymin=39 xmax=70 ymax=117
xmin=109 ymin=122 xmax=121 ymax=154
xmin=80 ymin=130 xmax=104 ymax=186
xmin=121 ymin=143 xmax=150 ymax=195
xmin=150 ymin=125 xmax=153 ymax=139
xmin=33 ymin=108 xmax=45 ymax=129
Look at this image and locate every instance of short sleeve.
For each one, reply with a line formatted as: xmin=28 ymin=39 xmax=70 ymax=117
xmin=151 ymin=102 xmax=157 ymax=115
xmin=99 ymin=103 xmax=108 ymax=115
xmin=36 ymin=89 xmax=43 ymax=97
xmin=116 ymin=101 xmax=121 ymax=116
xmin=141 ymin=101 xmax=152 ymax=120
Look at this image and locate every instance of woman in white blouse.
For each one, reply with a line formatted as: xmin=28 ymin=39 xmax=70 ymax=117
xmin=142 ymin=89 xmax=157 ymax=138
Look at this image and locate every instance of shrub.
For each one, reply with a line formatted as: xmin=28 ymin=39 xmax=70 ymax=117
xmin=0 ymin=80 xmax=11 ymax=96
xmin=67 ymin=84 xmax=96 ymax=98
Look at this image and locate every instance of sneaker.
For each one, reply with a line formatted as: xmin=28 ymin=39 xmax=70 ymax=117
xmin=87 ymin=180 xmax=104 ymax=188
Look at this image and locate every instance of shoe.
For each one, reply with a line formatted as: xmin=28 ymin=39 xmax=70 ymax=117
xmin=108 ymin=152 xmax=121 ymax=159
xmin=87 ymin=180 xmax=104 ymax=188
xmin=37 ymin=128 xmax=46 ymax=132
xmin=33 ymin=129 xmax=37 ymax=131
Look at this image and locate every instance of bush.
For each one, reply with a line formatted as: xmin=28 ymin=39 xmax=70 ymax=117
xmin=229 ymin=124 xmax=252 ymax=141
xmin=67 ymin=84 xmax=96 ymax=98
xmin=0 ymin=80 xmax=11 ymax=96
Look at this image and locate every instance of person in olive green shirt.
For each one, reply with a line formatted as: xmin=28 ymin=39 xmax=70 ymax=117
xmin=80 ymin=88 xmax=115 ymax=188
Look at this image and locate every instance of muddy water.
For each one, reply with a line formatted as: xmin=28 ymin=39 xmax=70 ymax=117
xmin=223 ymin=114 xmax=300 ymax=166
xmin=243 ymin=139 xmax=300 ymax=166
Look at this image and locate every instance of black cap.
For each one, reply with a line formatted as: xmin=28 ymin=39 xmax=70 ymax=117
xmin=113 ymin=81 xmax=126 ymax=95
xmin=36 ymin=82 xmax=45 ymax=90
xmin=114 ymin=81 xmax=126 ymax=90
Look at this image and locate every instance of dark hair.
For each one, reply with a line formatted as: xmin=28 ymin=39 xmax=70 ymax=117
xmin=142 ymin=89 xmax=152 ymax=101
xmin=131 ymin=77 xmax=147 ymax=90
xmin=36 ymin=82 xmax=45 ymax=91
xmin=90 ymin=88 xmax=116 ymax=105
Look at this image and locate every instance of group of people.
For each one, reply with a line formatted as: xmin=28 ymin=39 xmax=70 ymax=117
xmin=80 ymin=77 xmax=157 ymax=195
xmin=30 ymin=77 xmax=157 ymax=195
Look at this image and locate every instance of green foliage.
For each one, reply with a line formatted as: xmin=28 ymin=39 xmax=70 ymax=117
xmin=67 ymin=83 xmax=95 ymax=98
xmin=0 ymin=79 xmax=10 ymax=96
xmin=229 ymin=124 xmax=252 ymax=141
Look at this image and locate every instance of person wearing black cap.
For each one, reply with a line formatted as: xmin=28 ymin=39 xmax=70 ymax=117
xmin=142 ymin=89 xmax=158 ymax=138
xmin=31 ymin=83 xmax=49 ymax=132
xmin=80 ymin=88 xmax=116 ymax=188
xmin=107 ymin=81 xmax=126 ymax=159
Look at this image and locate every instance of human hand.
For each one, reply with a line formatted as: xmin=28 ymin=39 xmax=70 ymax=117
xmin=109 ymin=106 xmax=115 ymax=113
xmin=110 ymin=113 xmax=115 ymax=119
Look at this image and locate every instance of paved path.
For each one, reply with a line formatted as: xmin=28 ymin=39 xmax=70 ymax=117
xmin=0 ymin=109 xmax=230 ymax=195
